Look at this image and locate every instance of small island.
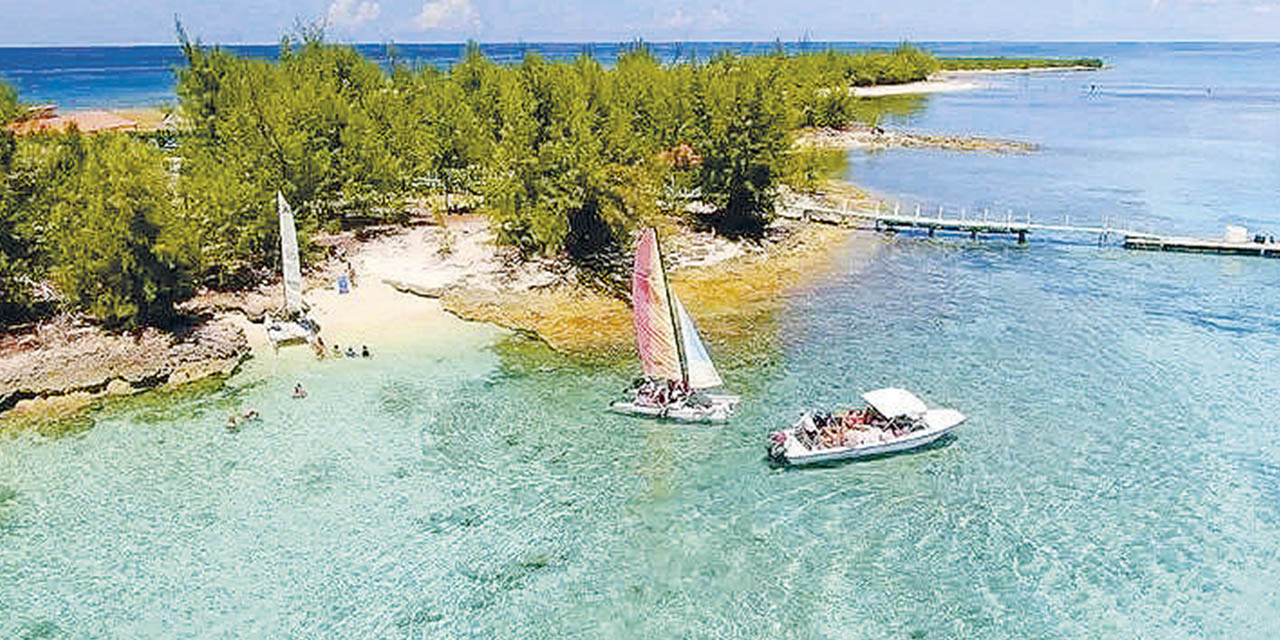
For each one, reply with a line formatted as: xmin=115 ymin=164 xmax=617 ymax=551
xmin=0 ymin=35 xmax=1100 ymax=424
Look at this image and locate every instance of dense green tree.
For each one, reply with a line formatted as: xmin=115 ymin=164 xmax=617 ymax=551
xmin=169 ymin=35 xmax=941 ymax=276
xmin=46 ymin=135 xmax=190 ymax=328
xmin=0 ymin=39 xmax=955 ymax=327
xmin=0 ymin=81 xmax=20 ymax=126
xmin=693 ymin=54 xmax=790 ymax=237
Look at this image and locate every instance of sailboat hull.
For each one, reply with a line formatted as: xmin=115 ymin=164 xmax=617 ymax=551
xmin=264 ymin=313 xmax=317 ymax=348
xmin=609 ymin=399 xmax=736 ymax=423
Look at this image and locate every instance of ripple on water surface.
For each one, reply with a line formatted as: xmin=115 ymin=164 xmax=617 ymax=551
xmin=3 ymin=237 xmax=1280 ymax=638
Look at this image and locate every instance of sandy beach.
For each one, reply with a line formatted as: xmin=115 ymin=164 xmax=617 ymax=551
xmin=295 ymin=215 xmax=861 ymax=359
xmin=851 ymin=77 xmax=984 ymax=97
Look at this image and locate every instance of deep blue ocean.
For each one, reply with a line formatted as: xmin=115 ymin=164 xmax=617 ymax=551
xmin=0 ymin=40 xmax=922 ymax=109
xmin=3 ymin=42 xmax=1280 ymax=638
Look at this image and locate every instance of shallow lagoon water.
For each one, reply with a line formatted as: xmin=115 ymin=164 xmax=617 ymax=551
xmin=4 ymin=44 xmax=1280 ymax=638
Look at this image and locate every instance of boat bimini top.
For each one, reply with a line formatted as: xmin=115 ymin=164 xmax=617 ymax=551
xmin=861 ymin=388 xmax=928 ymax=419
xmin=862 ymin=388 xmax=966 ymax=431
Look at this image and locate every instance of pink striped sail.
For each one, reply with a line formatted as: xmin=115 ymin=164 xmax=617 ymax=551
xmin=631 ymin=228 xmax=683 ymax=382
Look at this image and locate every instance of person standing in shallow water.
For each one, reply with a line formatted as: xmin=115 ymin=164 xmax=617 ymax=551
xmin=293 ymin=383 xmax=307 ymax=399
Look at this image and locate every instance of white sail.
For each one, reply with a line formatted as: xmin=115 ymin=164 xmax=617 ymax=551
xmin=672 ymin=294 xmax=723 ymax=389
xmin=277 ymin=192 xmax=304 ymax=315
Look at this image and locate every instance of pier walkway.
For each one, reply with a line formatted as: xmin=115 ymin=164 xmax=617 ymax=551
xmin=1124 ymin=234 xmax=1280 ymax=257
xmin=783 ymin=200 xmax=1158 ymax=244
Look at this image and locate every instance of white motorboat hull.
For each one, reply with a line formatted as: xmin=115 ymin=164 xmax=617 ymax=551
xmin=609 ymin=399 xmax=735 ymax=424
xmin=772 ymin=408 xmax=966 ymax=465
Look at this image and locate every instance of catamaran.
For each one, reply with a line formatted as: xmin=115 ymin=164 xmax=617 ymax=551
xmin=767 ymin=388 xmax=965 ymax=465
xmin=265 ymin=192 xmax=318 ymax=347
xmin=610 ymin=228 xmax=739 ymax=423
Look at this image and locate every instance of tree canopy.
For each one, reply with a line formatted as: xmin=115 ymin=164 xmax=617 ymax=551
xmin=0 ymin=39 xmax=942 ymax=328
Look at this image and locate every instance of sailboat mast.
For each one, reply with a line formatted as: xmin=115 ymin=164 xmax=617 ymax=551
xmin=655 ymin=230 xmax=689 ymax=387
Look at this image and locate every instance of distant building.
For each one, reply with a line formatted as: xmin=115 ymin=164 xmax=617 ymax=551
xmin=6 ymin=106 xmax=138 ymax=136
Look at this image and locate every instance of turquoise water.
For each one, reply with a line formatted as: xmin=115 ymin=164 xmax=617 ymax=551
xmin=5 ymin=44 xmax=1280 ymax=638
xmin=851 ymin=42 xmax=1280 ymax=236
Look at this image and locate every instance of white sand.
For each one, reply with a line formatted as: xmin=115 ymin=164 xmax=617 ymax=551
xmin=240 ymin=218 xmax=511 ymax=362
xmin=852 ymin=78 xmax=984 ymax=97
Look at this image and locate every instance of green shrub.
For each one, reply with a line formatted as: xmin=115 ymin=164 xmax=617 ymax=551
xmin=46 ymin=135 xmax=191 ymax=328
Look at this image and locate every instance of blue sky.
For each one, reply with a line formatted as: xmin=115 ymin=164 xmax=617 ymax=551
xmin=4 ymin=0 xmax=1280 ymax=45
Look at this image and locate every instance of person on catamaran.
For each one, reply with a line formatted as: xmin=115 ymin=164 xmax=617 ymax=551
xmin=668 ymin=380 xmax=687 ymax=405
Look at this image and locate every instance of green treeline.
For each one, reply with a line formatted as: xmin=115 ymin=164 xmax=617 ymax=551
xmin=939 ymin=57 xmax=1103 ymax=71
xmin=0 ymin=35 xmax=942 ymax=328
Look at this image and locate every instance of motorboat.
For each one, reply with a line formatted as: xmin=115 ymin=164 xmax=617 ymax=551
xmin=767 ymin=388 xmax=965 ymax=465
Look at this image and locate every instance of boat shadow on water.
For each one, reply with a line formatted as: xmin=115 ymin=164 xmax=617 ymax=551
xmin=765 ymin=432 xmax=960 ymax=470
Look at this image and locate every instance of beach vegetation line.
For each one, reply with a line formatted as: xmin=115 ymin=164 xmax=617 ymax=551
xmin=0 ymin=30 xmax=949 ymax=329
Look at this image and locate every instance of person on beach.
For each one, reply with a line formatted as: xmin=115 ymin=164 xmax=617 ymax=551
xmin=312 ymin=335 xmax=326 ymax=359
xmin=345 ymin=346 xmax=357 ymax=358
xmin=293 ymin=383 xmax=307 ymax=399
xmin=361 ymin=345 xmax=371 ymax=358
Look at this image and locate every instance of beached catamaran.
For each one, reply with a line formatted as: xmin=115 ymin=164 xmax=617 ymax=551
xmin=610 ymin=228 xmax=739 ymax=422
xmin=265 ymin=192 xmax=318 ymax=347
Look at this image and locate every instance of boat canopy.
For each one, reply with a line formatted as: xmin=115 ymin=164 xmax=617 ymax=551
xmin=862 ymin=388 xmax=927 ymax=419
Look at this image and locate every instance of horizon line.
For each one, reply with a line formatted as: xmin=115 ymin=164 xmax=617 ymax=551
xmin=2 ymin=38 xmax=1280 ymax=49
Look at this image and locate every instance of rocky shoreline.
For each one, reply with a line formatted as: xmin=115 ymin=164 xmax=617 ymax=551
xmin=797 ymin=124 xmax=1039 ymax=154
xmin=0 ymin=315 xmax=250 ymax=421
xmin=0 ymin=212 xmax=860 ymax=424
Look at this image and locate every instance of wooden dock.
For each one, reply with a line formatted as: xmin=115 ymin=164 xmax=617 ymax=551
xmin=784 ymin=201 xmax=1155 ymax=244
xmin=1123 ymin=235 xmax=1280 ymax=257
xmin=784 ymin=200 xmax=1279 ymax=258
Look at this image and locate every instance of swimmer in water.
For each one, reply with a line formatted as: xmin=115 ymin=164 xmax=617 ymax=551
xmin=226 ymin=409 xmax=260 ymax=432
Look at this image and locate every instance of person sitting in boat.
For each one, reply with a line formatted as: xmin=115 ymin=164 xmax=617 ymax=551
xmin=633 ymin=379 xmax=660 ymax=407
xmin=796 ymin=412 xmax=821 ymax=449
xmin=667 ymin=380 xmax=687 ymax=406
xmin=685 ymin=389 xmax=712 ymax=409
xmin=843 ymin=409 xmax=870 ymax=428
